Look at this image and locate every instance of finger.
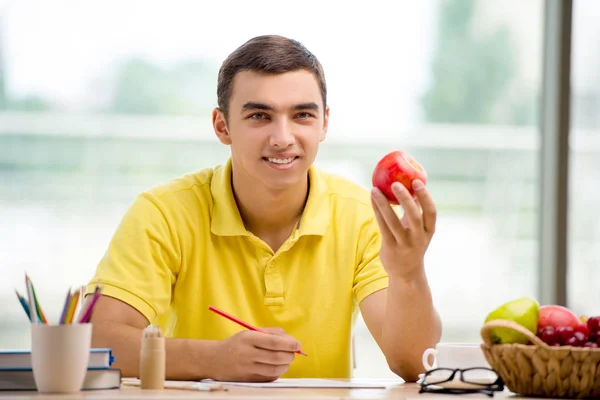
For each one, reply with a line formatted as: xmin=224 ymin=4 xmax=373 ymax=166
xmin=391 ymin=182 xmax=422 ymax=232
xmin=371 ymin=188 xmax=396 ymax=243
xmin=371 ymin=187 xmax=405 ymax=242
xmin=262 ymin=327 xmax=286 ymax=336
xmin=251 ymin=331 xmax=300 ymax=353
xmin=251 ymin=347 xmax=295 ymax=366
xmin=251 ymin=363 xmax=290 ymax=380
xmin=400 ymin=212 xmax=409 ymax=229
xmin=412 ymin=179 xmax=436 ymax=234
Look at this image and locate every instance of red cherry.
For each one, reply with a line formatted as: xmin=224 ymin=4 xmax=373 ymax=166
xmin=555 ymin=326 xmax=575 ymax=345
xmin=589 ymin=330 xmax=600 ymax=343
xmin=573 ymin=331 xmax=587 ymax=346
xmin=537 ymin=326 xmax=559 ymax=346
xmin=566 ymin=336 xmax=580 ymax=347
xmin=587 ymin=316 xmax=600 ymax=332
xmin=575 ymin=324 xmax=590 ymax=339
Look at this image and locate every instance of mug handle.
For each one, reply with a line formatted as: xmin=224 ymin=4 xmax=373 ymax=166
xmin=421 ymin=348 xmax=437 ymax=371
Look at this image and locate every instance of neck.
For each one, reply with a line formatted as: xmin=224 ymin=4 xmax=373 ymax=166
xmin=231 ymin=168 xmax=309 ymax=237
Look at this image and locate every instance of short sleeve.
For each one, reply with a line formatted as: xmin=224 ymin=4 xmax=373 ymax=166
xmin=352 ymin=216 xmax=389 ymax=305
xmin=86 ymin=192 xmax=181 ymax=323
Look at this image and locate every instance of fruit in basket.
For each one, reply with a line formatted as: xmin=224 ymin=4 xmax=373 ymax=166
xmin=536 ymin=316 xmax=600 ymax=346
xmin=555 ymin=326 xmax=576 ymax=343
xmin=566 ymin=331 xmax=587 ymax=347
xmin=588 ymin=316 xmax=600 ymax=332
xmin=587 ymin=317 xmax=600 ymax=344
xmin=537 ymin=326 xmax=559 ymax=345
xmin=575 ymin=323 xmax=590 ymax=336
xmin=485 ymin=297 xmax=539 ymax=344
xmin=538 ymin=305 xmax=580 ymax=330
xmin=372 ymin=150 xmax=428 ymax=203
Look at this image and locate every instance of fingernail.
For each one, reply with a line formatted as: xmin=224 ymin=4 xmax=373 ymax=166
xmin=412 ymin=180 xmax=424 ymax=191
xmin=372 ymin=187 xmax=381 ymax=197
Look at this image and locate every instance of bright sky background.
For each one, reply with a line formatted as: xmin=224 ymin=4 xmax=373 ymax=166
xmin=0 ymin=0 xmax=437 ymax=131
xmin=2 ymin=0 xmax=598 ymax=132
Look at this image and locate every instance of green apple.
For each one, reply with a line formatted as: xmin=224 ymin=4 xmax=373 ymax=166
xmin=484 ymin=296 xmax=539 ymax=344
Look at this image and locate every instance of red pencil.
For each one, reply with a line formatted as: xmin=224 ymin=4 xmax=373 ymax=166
xmin=208 ymin=305 xmax=307 ymax=356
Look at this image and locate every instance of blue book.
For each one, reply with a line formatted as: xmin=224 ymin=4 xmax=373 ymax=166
xmin=0 ymin=348 xmax=114 ymax=370
xmin=0 ymin=368 xmax=121 ymax=391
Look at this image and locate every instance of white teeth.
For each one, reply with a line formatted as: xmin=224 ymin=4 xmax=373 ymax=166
xmin=267 ymin=157 xmax=295 ymax=164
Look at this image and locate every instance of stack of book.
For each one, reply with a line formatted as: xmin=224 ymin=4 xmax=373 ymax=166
xmin=0 ymin=348 xmax=120 ymax=391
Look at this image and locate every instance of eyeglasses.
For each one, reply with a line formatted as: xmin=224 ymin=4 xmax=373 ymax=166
xmin=418 ymin=367 xmax=504 ymax=397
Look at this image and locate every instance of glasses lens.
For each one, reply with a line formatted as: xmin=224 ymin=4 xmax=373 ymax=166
xmin=425 ymin=368 xmax=456 ymax=385
xmin=461 ymin=368 xmax=498 ymax=386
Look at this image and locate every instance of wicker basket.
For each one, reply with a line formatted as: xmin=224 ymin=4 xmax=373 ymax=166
xmin=480 ymin=320 xmax=600 ymax=399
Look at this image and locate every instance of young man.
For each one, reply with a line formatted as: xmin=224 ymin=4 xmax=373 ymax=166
xmin=84 ymin=35 xmax=441 ymax=382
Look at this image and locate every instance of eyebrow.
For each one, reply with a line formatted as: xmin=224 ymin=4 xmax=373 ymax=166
xmin=241 ymin=102 xmax=320 ymax=113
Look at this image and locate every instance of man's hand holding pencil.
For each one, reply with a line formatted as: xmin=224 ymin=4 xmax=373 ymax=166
xmin=207 ymin=306 xmax=304 ymax=382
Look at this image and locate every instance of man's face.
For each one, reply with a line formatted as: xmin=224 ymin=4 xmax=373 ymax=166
xmin=214 ymin=69 xmax=329 ymax=191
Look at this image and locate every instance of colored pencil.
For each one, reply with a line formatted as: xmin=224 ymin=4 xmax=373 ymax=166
xmin=58 ymin=290 xmax=72 ymax=324
xmin=78 ymin=285 xmax=102 ymax=323
xmin=29 ymin=277 xmax=48 ymax=324
xmin=208 ymin=305 xmax=307 ymax=356
xmin=14 ymin=290 xmax=32 ymax=322
xmin=24 ymin=274 xmax=39 ymax=324
xmin=65 ymin=288 xmax=81 ymax=324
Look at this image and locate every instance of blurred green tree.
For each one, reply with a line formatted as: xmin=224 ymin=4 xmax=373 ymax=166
xmin=108 ymin=58 xmax=217 ymax=115
xmin=4 ymin=96 xmax=52 ymax=111
xmin=422 ymin=0 xmax=535 ymax=125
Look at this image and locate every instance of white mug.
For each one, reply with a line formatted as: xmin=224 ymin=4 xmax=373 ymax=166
xmin=422 ymin=342 xmax=490 ymax=371
xmin=31 ymin=323 xmax=92 ymax=393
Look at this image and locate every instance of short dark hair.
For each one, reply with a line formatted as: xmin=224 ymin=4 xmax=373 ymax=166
xmin=217 ymin=35 xmax=327 ymax=119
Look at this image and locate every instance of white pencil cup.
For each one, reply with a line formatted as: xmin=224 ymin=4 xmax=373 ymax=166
xmin=31 ymin=323 xmax=93 ymax=393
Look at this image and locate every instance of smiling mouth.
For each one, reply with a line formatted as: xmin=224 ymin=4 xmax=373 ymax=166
xmin=263 ymin=156 xmax=299 ymax=165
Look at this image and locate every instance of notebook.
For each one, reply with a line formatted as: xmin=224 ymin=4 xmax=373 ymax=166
xmin=0 ymin=348 xmax=114 ymax=370
xmin=200 ymin=378 xmax=401 ymax=388
xmin=0 ymin=368 xmax=121 ymax=391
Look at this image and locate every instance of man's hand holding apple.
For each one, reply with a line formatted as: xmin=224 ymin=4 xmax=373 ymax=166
xmin=370 ymin=151 xmax=436 ymax=281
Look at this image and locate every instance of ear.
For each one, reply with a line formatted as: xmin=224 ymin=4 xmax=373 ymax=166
xmin=319 ymin=105 xmax=330 ymax=143
xmin=213 ymin=108 xmax=232 ymax=145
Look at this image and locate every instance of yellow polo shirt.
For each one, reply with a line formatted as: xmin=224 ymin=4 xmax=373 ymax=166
xmin=87 ymin=159 xmax=388 ymax=378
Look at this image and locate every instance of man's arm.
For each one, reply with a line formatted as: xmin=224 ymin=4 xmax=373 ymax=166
xmin=86 ymin=295 xmax=218 ymax=380
xmin=363 ymin=178 xmax=442 ymax=382
xmin=360 ymin=280 xmax=441 ymax=382
xmin=86 ymin=295 xmax=302 ymax=381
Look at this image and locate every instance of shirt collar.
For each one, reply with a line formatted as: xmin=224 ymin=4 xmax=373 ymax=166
xmin=210 ymin=159 xmax=249 ymax=236
xmin=297 ymin=165 xmax=330 ymax=236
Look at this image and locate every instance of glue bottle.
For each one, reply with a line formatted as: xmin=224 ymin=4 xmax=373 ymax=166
xmin=139 ymin=325 xmax=165 ymax=389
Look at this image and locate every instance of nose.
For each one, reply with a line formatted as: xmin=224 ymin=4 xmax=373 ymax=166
xmin=269 ymin=119 xmax=295 ymax=148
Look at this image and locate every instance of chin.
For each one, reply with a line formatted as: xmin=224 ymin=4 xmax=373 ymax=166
xmin=262 ymin=170 xmax=307 ymax=191
xmin=262 ymin=176 xmax=303 ymax=191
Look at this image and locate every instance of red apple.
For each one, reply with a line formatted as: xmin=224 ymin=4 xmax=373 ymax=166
xmin=538 ymin=305 xmax=581 ymax=330
xmin=372 ymin=150 xmax=428 ymax=204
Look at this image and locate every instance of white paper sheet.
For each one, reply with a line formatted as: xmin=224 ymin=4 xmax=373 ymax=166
xmin=200 ymin=378 xmax=401 ymax=388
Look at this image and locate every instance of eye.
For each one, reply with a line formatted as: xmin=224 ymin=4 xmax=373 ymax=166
xmin=248 ymin=112 xmax=269 ymax=120
xmin=295 ymin=112 xmax=315 ymax=119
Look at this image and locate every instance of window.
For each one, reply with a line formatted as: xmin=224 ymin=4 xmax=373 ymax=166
xmin=568 ymin=0 xmax=600 ymax=316
xmin=0 ymin=0 xmax=544 ymax=378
